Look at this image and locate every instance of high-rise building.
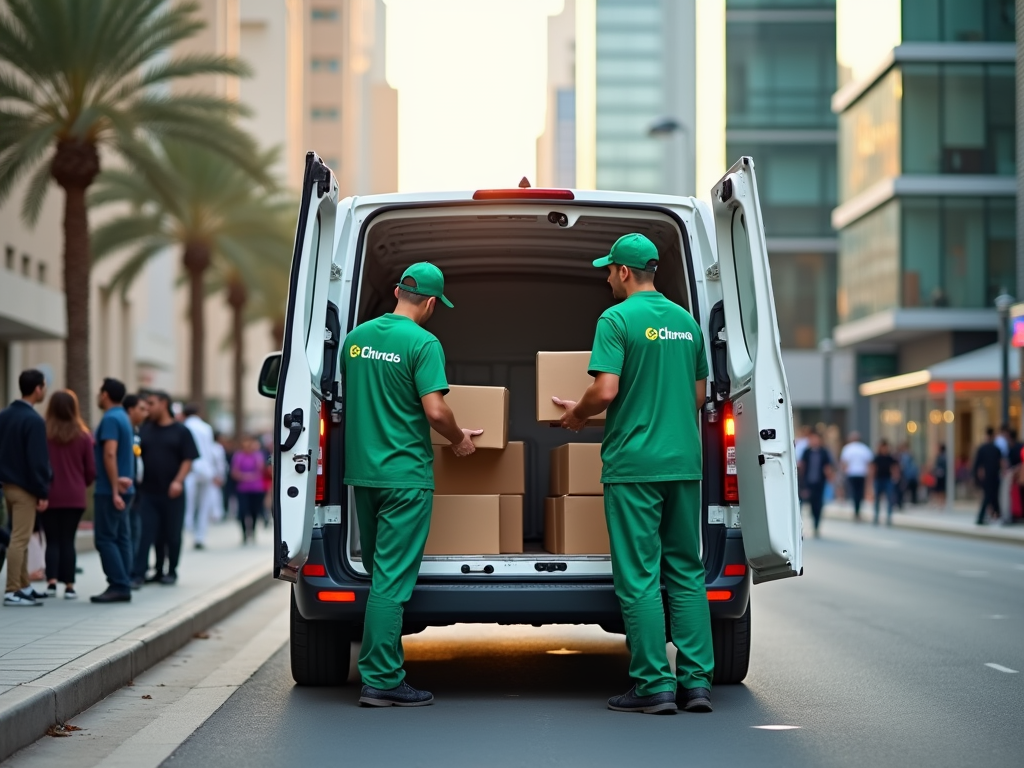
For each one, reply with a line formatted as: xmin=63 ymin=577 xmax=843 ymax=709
xmin=723 ymin=0 xmax=852 ymax=432
xmin=537 ymin=0 xmax=577 ymax=188
xmin=575 ymin=0 xmax=696 ymax=195
xmin=832 ymin=0 xmax=1016 ymax=453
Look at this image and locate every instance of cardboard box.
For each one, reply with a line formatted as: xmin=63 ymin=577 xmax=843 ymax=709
xmin=544 ymin=496 xmax=610 ymax=555
xmin=550 ymin=443 xmax=603 ymax=496
xmin=424 ymin=496 xmax=501 ymax=555
xmin=433 ymin=441 xmax=525 ymax=495
xmin=499 ymin=495 xmax=523 ymax=554
xmin=430 ymin=385 xmax=509 ymax=449
xmin=536 ymin=352 xmax=607 ymax=423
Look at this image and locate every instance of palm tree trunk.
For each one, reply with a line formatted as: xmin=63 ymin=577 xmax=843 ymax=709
xmin=227 ymin=278 xmax=247 ymax=437
xmin=51 ymin=140 xmax=100 ymax=424
xmin=183 ymin=243 xmax=211 ymax=409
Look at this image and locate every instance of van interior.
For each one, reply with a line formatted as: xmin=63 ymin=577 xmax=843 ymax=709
xmin=345 ymin=207 xmax=693 ymax=572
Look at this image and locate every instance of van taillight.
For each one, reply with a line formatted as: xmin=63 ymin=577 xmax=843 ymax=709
xmin=723 ymin=402 xmax=739 ymax=503
xmin=315 ymin=412 xmax=326 ymax=503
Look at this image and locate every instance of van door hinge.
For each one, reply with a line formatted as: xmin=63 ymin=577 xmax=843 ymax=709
xmin=312 ymin=162 xmax=331 ymax=197
xmin=705 ymin=263 xmax=720 ymax=281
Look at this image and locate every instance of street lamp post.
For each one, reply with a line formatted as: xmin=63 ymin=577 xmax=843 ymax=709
xmin=996 ymin=292 xmax=1015 ymax=429
xmin=647 ymin=117 xmax=689 ymax=197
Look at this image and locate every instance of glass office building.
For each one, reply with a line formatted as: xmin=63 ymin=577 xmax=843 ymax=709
xmin=833 ymin=0 xmax=1016 ymax=452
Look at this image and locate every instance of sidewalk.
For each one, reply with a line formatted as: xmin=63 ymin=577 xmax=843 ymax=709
xmin=0 ymin=519 xmax=276 ymax=761
xmin=823 ymin=499 xmax=1024 ymax=545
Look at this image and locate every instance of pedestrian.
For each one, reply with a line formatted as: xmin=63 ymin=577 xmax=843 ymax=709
xmin=794 ymin=424 xmax=811 ymax=463
xmin=931 ymin=444 xmax=948 ymax=506
xmin=839 ymin=431 xmax=872 ymax=521
xmin=0 ymin=370 xmax=52 ymax=607
xmin=182 ymin=404 xmax=219 ymax=550
xmin=123 ymin=393 xmax=149 ymax=586
xmin=133 ymin=391 xmax=199 ymax=586
xmin=91 ymin=378 xmax=137 ymax=603
xmin=231 ymin=435 xmax=266 ymax=544
xmin=209 ymin=431 xmax=227 ymax=526
xmin=345 ymin=262 xmax=481 ymax=708
xmin=897 ymin=443 xmax=919 ymax=507
xmin=554 ymin=233 xmax=712 ymax=715
xmin=798 ymin=431 xmax=833 ymax=538
xmin=973 ymin=428 xmax=1003 ymax=525
xmin=219 ymin=434 xmax=238 ymax=521
xmin=870 ymin=439 xmax=899 ymax=526
xmin=43 ymin=390 xmax=96 ymax=599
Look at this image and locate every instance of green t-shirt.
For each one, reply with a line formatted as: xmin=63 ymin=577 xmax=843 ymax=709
xmin=342 ymin=314 xmax=449 ymax=489
xmin=588 ymin=291 xmax=709 ymax=483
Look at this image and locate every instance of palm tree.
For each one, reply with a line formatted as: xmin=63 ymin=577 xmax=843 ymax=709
xmin=89 ymin=138 xmax=292 ymax=416
xmin=0 ymin=0 xmax=264 ymax=421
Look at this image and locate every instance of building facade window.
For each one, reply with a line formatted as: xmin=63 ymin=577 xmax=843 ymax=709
xmin=729 ymin=0 xmax=835 ymax=6
xmin=769 ymin=252 xmax=836 ymax=348
xmin=311 ymin=57 xmax=340 ymax=73
xmin=726 ymin=19 xmax=837 ymax=130
xmin=311 ymin=106 xmax=339 ymax=121
xmin=901 ymin=0 xmax=1015 ymax=43
xmin=839 ymin=196 xmax=1016 ymax=322
xmin=840 ymin=63 xmax=1015 ymax=202
xmin=311 ymin=7 xmax=338 ymax=22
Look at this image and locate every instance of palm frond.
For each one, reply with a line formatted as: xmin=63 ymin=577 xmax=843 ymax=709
xmin=0 ymin=121 xmax=57 ymax=209
xmin=90 ymin=215 xmax=166 ymax=261
xmin=19 ymin=158 xmax=54 ymax=226
xmin=106 ymin=238 xmax=169 ymax=297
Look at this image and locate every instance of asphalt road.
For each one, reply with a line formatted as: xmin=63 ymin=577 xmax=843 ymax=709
xmin=161 ymin=521 xmax=1024 ymax=768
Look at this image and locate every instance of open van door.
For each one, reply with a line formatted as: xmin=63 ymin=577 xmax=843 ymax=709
xmin=711 ymin=157 xmax=802 ymax=584
xmin=273 ymin=153 xmax=339 ymax=581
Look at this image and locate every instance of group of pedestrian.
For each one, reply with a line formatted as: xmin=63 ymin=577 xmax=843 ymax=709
xmin=0 ymin=369 xmax=267 ymax=608
xmin=973 ymin=424 xmax=1024 ymax=526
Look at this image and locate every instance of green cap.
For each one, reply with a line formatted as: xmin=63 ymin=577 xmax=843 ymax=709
xmin=592 ymin=233 xmax=659 ymax=270
xmin=397 ymin=262 xmax=454 ymax=308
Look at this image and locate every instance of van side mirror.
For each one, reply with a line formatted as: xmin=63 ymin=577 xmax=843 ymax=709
xmin=257 ymin=353 xmax=282 ymax=399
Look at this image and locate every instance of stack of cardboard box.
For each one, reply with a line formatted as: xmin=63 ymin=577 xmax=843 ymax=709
xmin=425 ymin=385 xmax=525 ymax=555
xmin=537 ymin=351 xmax=610 ymax=555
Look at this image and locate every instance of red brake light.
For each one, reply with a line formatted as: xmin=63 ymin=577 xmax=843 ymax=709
xmin=302 ymin=563 xmax=326 ymax=577
xmin=472 ymin=188 xmax=575 ymax=200
xmin=723 ymin=564 xmax=747 ymax=577
xmin=318 ymin=590 xmax=356 ymax=603
xmin=315 ymin=413 xmax=326 ymax=503
xmin=723 ymin=402 xmax=739 ymax=503
xmin=707 ymin=590 xmax=733 ymax=602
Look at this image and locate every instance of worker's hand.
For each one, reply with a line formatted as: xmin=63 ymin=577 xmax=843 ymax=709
xmin=553 ymin=397 xmax=586 ymax=432
xmin=169 ymin=480 xmax=184 ymax=499
xmin=113 ymin=492 xmax=126 ymax=511
xmin=451 ymin=429 xmax=483 ymax=457
xmin=117 ymin=477 xmax=133 ymax=494
xmin=36 ymin=499 xmax=48 ymax=512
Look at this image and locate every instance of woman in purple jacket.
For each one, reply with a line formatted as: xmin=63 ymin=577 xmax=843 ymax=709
xmin=231 ymin=436 xmax=267 ymax=544
xmin=44 ymin=391 xmax=96 ymax=599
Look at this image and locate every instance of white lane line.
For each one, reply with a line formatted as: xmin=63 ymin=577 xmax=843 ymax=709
xmin=989 ymin=615 xmax=1008 ymax=620
xmin=752 ymin=725 xmax=802 ymax=730
xmin=985 ymin=663 xmax=1019 ymax=674
xmin=957 ymin=570 xmax=988 ymax=577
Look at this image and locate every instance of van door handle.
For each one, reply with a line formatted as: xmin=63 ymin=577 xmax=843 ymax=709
xmin=281 ymin=408 xmax=304 ymax=451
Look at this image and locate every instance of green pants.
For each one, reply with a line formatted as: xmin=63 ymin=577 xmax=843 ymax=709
xmin=353 ymin=486 xmax=433 ymax=689
xmin=604 ymin=480 xmax=714 ymax=696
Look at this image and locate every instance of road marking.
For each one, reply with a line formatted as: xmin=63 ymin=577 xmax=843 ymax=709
xmin=985 ymin=663 xmax=1019 ymax=674
xmin=989 ymin=615 xmax=1008 ymax=620
xmin=546 ymin=648 xmax=582 ymax=655
xmin=957 ymin=570 xmax=988 ymax=577
xmin=753 ymin=725 xmax=802 ymax=730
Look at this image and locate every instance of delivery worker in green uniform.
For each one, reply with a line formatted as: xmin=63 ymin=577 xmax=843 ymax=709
xmin=554 ymin=233 xmax=714 ymax=714
xmin=343 ymin=262 xmax=482 ymax=707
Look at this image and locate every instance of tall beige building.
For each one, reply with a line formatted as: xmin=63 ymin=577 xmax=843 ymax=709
xmin=536 ymin=0 xmax=576 ymax=189
xmin=0 ymin=0 xmax=397 ymax=432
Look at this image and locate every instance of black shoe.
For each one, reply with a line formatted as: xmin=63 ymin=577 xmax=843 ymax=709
xmin=90 ymin=589 xmax=131 ymax=603
xmin=194 ymin=542 xmax=205 ymax=550
xmin=607 ymin=685 xmax=677 ymax=714
xmin=680 ymin=686 xmax=713 ymax=713
xmin=130 ymin=578 xmax=144 ymax=591
xmin=31 ymin=588 xmax=51 ymax=599
xmin=159 ymin=574 xmax=177 ymax=585
xmin=145 ymin=573 xmax=165 ymax=584
xmin=358 ymin=681 xmax=434 ymax=707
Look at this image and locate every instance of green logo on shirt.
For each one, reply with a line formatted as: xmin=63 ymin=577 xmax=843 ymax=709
xmin=646 ymin=327 xmax=693 ymax=341
xmin=350 ymin=344 xmax=402 ymax=363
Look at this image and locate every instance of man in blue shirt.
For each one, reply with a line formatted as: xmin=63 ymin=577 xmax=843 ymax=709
xmin=92 ymin=378 xmax=136 ymax=603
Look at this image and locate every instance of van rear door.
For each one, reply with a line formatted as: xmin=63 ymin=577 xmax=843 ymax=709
xmin=273 ymin=153 xmax=339 ymax=581
xmin=711 ymin=157 xmax=802 ymax=584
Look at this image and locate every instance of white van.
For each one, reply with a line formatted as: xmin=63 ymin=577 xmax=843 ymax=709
xmin=258 ymin=152 xmax=802 ymax=687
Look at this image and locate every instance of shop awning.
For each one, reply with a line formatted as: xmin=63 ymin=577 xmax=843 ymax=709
xmin=859 ymin=344 xmax=1019 ymax=397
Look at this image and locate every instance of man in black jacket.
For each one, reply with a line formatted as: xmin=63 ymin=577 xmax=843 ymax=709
xmin=0 ymin=370 xmax=52 ymax=607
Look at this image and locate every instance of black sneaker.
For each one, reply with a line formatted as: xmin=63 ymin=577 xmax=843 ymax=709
xmin=4 ymin=589 xmax=41 ymax=607
xmin=159 ymin=574 xmax=177 ymax=585
xmin=680 ymin=686 xmax=713 ymax=713
xmin=64 ymin=587 xmax=77 ymax=600
xmin=45 ymin=584 xmax=57 ymax=598
xmin=358 ymin=681 xmax=434 ymax=707
xmin=607 ymin=685 xmax=677 ymax=714
xmin=90 ymin=589 xmax=132 ymax=603
xmin=145 ymin=573 xmax=165 ymax=584
xmin=31 ymin=588 xmax=50 ymax=599
xmin=194 ymin=542 xmax=205 ymax=551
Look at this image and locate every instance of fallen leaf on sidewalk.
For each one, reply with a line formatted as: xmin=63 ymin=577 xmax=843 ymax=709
xmin=126 ymin=681 xmax=135 ymax=687
xmin=193 ymin=631 xmax=210 ymax=639
xmin=46 ymin=723 xmax=81 ymax=737
xmin=142 ymin=695 xmax=152 ymax=700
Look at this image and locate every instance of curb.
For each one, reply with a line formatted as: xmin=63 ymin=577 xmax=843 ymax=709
xmin=0 ymin=562 xmax=275 ymax=762
xmin=823 ymin=508 xmax=1024 ymax=546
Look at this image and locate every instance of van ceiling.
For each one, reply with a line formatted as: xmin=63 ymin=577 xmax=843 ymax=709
xmin=357 ymin=211 xmax=690 ymax=322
